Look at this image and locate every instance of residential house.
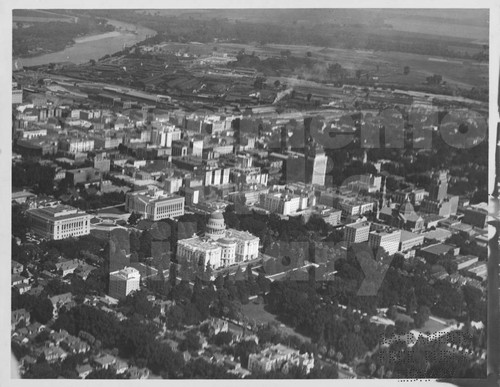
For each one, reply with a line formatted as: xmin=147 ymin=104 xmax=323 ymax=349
xmin=12 ymin=274 xmax=29 ymax=287
xmin=128 ymin=366 xmax=150 ymax=379
xmin=13 ymin=282 xmax=32 ymax=295
xmin=26 ymin=322 xmax=45 ymax=336
xmin=49 ymin=329 xmax=70 ymax=346
xmin=49 ymin=292 xmax=74 ymax=319
xmin=12 ymin=260 xmax=24 ymax=274
xmin=62 ymin=335 xmax=90 ymax=354
xmin=74 ymin=263 xmax=96 ymax=280
xmin=76 ymin=364 xmax=93 ymax=379
xmin=55 ymin=259 xmax=80 ymax=277
xmin=12 ymin=309 xmax=30 ymax=331
xmin=43 ymin=346 xmax=68 ymax=363
xmin=93 ymin=354 xmax=117 ymax=370
xmin=112 ymin=359 xmax=129 ymax=374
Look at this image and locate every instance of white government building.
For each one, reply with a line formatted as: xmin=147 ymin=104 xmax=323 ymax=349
xmin=26 ymin=204 xmax=92 ymax=240
xmin=125 ymin=186 xmax=185 ymax=221
xmin=176 ymin=211 xmax=260 ymax=269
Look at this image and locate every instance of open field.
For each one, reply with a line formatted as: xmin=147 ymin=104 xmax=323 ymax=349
xmin=215 ymin=42 xmax=488 ymax=89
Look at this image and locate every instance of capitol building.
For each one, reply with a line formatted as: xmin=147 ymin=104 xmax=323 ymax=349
xmin=176 ymin=211 xmax=260 ymax=269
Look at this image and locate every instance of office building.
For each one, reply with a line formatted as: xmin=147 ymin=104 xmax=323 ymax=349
xmin=125 ymin=186 xmax=185 ymax=220
xmin=368 ymin=229 xmax=402 ymax=256
xmin=59 ymin=138 xmax=95 ymax=154
xmin=462 ymin=205 xmax=488 ymax=228
xmin=399 ymin=230 xmax=425 ymax=252
xmin=109 ymin=267 xmax=141 ymax=300
xmin=259 ymin=192 xmax=308 ymax=216
xmin=345 ymin=221 xmax=371 ymax=246
xmin=205 ymin=168 xmax=231 ymax=186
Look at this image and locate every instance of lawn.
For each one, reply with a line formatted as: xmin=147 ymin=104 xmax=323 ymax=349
xmin=416 ymin=316 xmax=450 ymax=335
xmin=241 ymin=301 xmax=311 ymax=343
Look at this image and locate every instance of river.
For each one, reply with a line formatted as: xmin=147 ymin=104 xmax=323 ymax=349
xmin=18 ymin=19 xmax=156 ymax=67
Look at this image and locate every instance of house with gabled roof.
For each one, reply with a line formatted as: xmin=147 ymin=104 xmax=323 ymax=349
xmin=49 ymin=292 xmax=74 ymax=319
xmin=93 ymin=354 xmax=116 ymax=369
xmin=128 ymin=366 xmax=150 ymax=379
xmin=55 ymin=259 xmax=80 ymax=277
xmin=76 ymin=363 xmax=93 ymax=379
xmin=12 ymin=309 xmax=30 ymax=331
xmin=62 ymin=335 xmax=90 ymax=354
xmin=43 ymin=346 xmax=68 ymax=363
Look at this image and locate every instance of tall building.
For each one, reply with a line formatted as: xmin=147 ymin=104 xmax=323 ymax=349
xmin=308 ymin=152 xmax=328 ymax=186
xmin=429 ymin=170 xmax=449 ymax=201
xmin=125 ymin=186 xmax=185 ymax=220
xmin=345 ymin=221 xmax=371 ymax=247
xmin=286 ymin=151 xmax=328 ymax=187
xmin=26 ymin=205 xmax=92 ymax=240
xmin=109 ymin=267 xmax=141 ymax=300
xmin=204 ymin=168 xmax=231 ymax=186
xmin=420 ymin=170 xmax=459 ymax=218
xmin=368 ymin=229 xmax=402 ymax=256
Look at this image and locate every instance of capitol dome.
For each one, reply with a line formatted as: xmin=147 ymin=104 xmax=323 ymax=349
xmin=206 ymin=211 xmax=226 ymax=240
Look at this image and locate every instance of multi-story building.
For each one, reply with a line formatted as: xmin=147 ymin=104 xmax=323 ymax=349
xmin=309 ymin=152 xmax=328 ymax=186
xmin=420 ymin=170 xmax=459 ymax=218
xmin=125 ymin=187 xmax=185 ymax=220
xmin=429 ymin=170 xmax=449 ymax=202
xmin=93 ymin=153 xmax=111 ymax=173
xmin=176 ymin=211 xmax=260 ymax=268
xmin=462 ymin=205 xmax=488 ymax=228
xmin=66 ymin=167 xmax=103 ymax=186
xmin=399 ymin=230 xmax=425 ymax=252
xmin=285 ymin=151 xmax=328 ymax=187
xmin=59 ymin=138 xmax=95 ymax=154
xmin=177 ymin=237 xmax=223 ymax=268
xmin=232 ymin=166 xmax=268 ymax=187
xmin=164 ymin=177 xmax=184 ymax=194
xmin=259 ymin=192 xmax=308 ymax=216
xmin=319 ymin=190 xmax=375 ymax=218
xmin=26 ymin=205 xmax=92 ymax=240
xmin=205 ymin=168 xmax=231 ymax=186
xmin=228 ymin=186 xmax=270 ymax=206
xmin=311 ymin=205 xmax=342 ymax=226
xmin=368 ymin=229 xmax=402 ymax=256
xmin=344 ymin=174 xmax=382 ymax=193
xmin=151 ymin=125 xmax=182 ymax=148
xmin=12 ymin=87 xmax=23 ymax=105
xmin=455 ymin=255 xmax=479 ymax=271
xmin=248 ymin=344 xmax=314 ymax=374
xmin=345 ymin=221 xmax=371 ymax=246
xmin=109 ymin=267 xmax=141 ymax=300
xmin=225 ymin=228 xmax=260 ymax=262
xmin=93 ymin=135 xmax=123 ymax=150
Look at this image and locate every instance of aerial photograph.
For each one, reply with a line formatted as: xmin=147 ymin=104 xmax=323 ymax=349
xmin=10 ymin=8 xmax=490 ymax=380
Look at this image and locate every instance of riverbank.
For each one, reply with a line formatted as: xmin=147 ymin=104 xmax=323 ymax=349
xmin=15 ymin=18 xmax=155 ymax=67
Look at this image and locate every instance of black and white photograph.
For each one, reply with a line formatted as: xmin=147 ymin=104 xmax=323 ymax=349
xmin=3 ymin=2 xmax=499 ymax=385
